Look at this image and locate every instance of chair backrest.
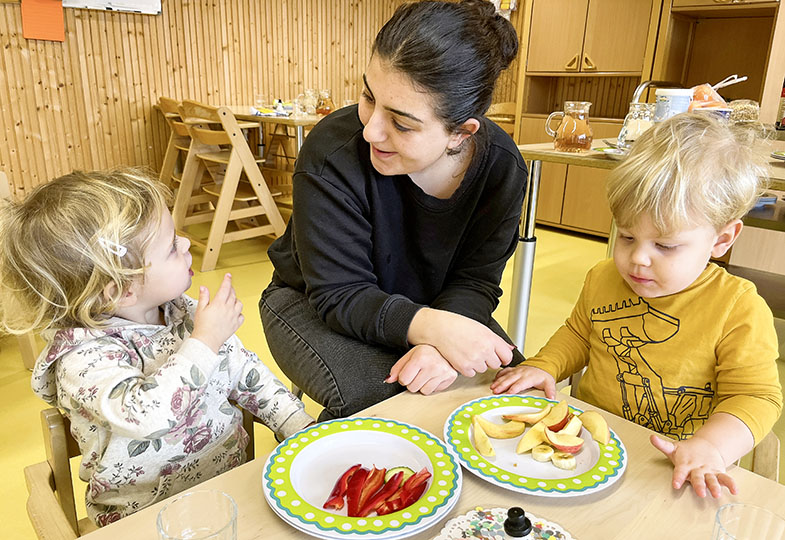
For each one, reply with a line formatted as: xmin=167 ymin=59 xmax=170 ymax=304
xmin=158 ymin=97 xmax=192 ymax=138
xmin=179 ymin=100 xmax=233 ymax=146
xmin=23 ymin=408 xmax=83 ymax=539
xmin=486 ymin=101 xmax=516 ymax=116
xmin=0 ymin=170 xmax=11 ymax=200
xmin=750 ymin=430 xmax=780 ymax=482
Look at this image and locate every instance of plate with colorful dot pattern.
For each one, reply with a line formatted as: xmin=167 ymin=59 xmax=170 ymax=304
xmin=444 ymin=395 xmax=626 ymax=497
xmin=262 ymin=417 xmax=462 ymax=539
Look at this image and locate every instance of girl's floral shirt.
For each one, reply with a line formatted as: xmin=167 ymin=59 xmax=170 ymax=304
xmin=31 ymin=295 xmax=314 ymax=527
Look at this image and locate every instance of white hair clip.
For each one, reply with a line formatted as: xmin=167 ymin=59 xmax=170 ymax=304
xmin=97 ymin=237 xmax=128 ymax=257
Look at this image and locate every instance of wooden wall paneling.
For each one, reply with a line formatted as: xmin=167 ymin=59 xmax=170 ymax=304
xmin=0 ymin=8 xmax=20 ymax=196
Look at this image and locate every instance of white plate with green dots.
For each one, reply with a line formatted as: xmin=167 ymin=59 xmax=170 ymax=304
xmin=444 ymin=395 xmax=626 ymax=497
xmin=262 ymin=417 xmax=462 ymax=539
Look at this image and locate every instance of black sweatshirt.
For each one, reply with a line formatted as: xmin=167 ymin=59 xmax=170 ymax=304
xmin=268 ymin=105 xmax=527 ymax=351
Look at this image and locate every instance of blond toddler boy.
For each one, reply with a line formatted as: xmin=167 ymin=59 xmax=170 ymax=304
xmin=492 ymin=113 xmax=782 ymax=498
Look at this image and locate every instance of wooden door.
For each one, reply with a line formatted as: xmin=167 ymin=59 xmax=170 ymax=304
xmin=561 ymin=166 xmax=614 ymax=235
xmin=582 ymin=0 xmax=653 ymax=73
xmin=527 ymin=0 xmax=589 ymax=73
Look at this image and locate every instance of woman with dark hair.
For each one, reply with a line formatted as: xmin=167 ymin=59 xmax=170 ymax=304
xmin=260 ymin=0 xmax=527 ymax=421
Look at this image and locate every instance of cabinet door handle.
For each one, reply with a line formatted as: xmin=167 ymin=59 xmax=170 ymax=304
xmin=582 ymin=54 xmax=597 ymax=71
xmin=565 ymin=53 xmax=580 ymax=71
xmin=713 ymin=0 xmax=733 ymax=3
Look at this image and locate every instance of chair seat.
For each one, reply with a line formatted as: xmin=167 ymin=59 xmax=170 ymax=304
xmin=202 ymin=182 xmax=282 ymax=200
xmin=196 ymin=150 xmax=264 ymax=165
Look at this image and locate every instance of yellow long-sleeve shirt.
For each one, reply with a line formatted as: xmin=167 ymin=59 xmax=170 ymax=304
xmin=525 ymin=259 xmax=782 ymax=444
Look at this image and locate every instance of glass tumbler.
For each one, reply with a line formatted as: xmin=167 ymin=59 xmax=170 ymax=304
xmin=157 ymin=490 xmax=238 ymax=540
xmin=712 ymin=503 xmax=785 ymax=540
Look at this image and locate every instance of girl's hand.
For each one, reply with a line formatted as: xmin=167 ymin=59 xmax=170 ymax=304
xmin=385 ymin=345 xmax=458 ymax=395
xmin=650 ymin=434 xmax=737 ymax=498
xmin=191 ymin=273 xmax=244 ymax=353
xmin=490 ymin=365 xmax=556 ymax=398
xmin=408 ymin=308 xmax=515 ymax=377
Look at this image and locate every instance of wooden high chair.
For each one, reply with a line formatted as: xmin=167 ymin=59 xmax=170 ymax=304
xmin=157 ymin=96 xmax=193 ymax=191
xmin=174 ymin=100 xmax=286 ymax=272
xmin=24 ymin=406 xmax=258 ymax=539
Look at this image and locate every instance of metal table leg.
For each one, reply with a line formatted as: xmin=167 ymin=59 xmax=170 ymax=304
xmin=508 ymin=159 xmax=542 ymax=349
xmin=295 ymin=126 xmax=304 ymax=152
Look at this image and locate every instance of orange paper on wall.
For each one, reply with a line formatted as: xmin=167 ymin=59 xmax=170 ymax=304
xmin=21 ymin=0 xmax=65 ymax=42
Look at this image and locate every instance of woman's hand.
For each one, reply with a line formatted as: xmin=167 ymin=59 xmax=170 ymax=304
xmin=650 ymin=434 xmax=737 ymax=498
xmin=407 ymin=308 xmax=515 ymax=377
xmin=191 ymin=273 xmax=245 ymax=353
xmin=490 ymin=365 xmax=556 ymax=398
xmin=385 ymin=344 xmax=458 ymax=395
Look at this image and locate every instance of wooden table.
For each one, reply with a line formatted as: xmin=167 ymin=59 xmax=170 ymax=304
xmin=81 ymin=373 xmax=785 ymax=539
xmin=226 ymin=106 xmax=322 ymax=152
xmin=510 ymin=140 xmax=785 ymax=349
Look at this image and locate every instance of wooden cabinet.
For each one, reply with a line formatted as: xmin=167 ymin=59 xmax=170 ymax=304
xmin=672 ymin=0 xmax=776 ymax=7
xmin=527 ymin=0 xmax=653 ymax=73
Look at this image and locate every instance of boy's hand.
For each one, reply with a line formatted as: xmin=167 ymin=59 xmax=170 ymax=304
xmin=490 ymin=365 xmax=556 ymax=398
xmin=650 ymin=434 xmax=737 ymax=498
xmin=191 ymin=273 xmax=244 ymax=353
xmin=408 ymin=308 xmax=515 ymax=377
xmin=385 ymin=345 xmax=458 ymax=395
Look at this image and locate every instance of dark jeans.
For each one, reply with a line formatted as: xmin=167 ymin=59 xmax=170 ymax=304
xmin=259 ymin=282 xmax=524 ymax=422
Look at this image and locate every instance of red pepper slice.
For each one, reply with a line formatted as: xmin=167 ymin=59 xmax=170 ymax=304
xmin=358 ymin=470 xmax=404 ymax=517
xmin=349 ymin=466 xmax=386 ymax=517
xmin=345 ymin=467 xmax=370 ymax=517
xmin=323 ymin=464 xmax=362 ymax=510
xmin=376 ymin=467 xmax=431 ymax=515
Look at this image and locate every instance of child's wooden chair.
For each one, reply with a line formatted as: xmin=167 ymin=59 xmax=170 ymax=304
xmin=24 ymin=406 xmax=258 ymax=539
xmin=157 ymin=97 xmax=192 ymax=191
xmin=174 ymin=100 xmax=286 ymax=272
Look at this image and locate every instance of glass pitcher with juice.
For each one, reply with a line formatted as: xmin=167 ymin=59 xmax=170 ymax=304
xmin=545 ymin=101 xmax=593 ymax=152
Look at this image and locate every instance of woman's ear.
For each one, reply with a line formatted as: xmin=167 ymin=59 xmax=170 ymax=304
xmin=103 ymin=280 xmax=138 ymax=307
xmin=447 ymin=118 xmax=481 ymax=150
xmin=711 ymin=219 xmax=743 ymax=258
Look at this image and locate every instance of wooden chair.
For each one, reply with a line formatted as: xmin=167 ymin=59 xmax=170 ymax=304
xmin=0 ymin=171 xmax=41 ymax=370
xmin=565 ymin=370 xmax=781 ymax=482
xmin=486 ymin=101 xmax=516 ymax=136
xmin=174 ymin=100 xmax=286 ymax=272
xmin=24 ymin=406 xmax=258 ymax=539
xmin=157 ymin=96 xmax=193 ymax=191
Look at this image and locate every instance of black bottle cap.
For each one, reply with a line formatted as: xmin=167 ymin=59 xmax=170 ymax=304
xmin=504 ymin=507 xmax=533 ymax=538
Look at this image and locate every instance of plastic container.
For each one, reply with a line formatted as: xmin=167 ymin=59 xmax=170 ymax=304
xmin=653 ymin=88 xmax=693 ymax=122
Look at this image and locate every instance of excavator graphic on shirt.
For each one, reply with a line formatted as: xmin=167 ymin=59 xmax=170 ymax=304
xmin=590 ymin=297 xmax=713 ymax=439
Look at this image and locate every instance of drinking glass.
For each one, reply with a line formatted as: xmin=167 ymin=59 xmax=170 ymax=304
xmin=157 ymin=490 xmax=238 ymax=540
xmin=254 ymin=93 xmax=268 ymax=109
xmin=712 ymin=503 xmax=785 ymax=540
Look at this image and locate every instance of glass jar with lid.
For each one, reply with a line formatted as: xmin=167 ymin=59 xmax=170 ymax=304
xmin=618 ymin=102 xmax=655 ymax=147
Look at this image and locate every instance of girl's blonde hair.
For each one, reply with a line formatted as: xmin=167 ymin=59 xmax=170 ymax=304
xmin=606 ymin=112 xmax=769 ymax=234
xmin=0 ymin=168 xmax=171 ymax=333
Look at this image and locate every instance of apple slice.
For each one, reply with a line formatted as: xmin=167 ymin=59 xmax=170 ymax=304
xmin=516 ymin=421 xmax=546 ymax=454
xmin=560 ymin=414 xmax=583 ymax=437
xmin=502 ymin=404 xmax=552 ymax=424
xmin=544 ymin=427 xmax=584 ymax=454
xmin=473 ymin=415 xmax=526 ymax=439
xmin=579 ymin=410 xmax=610 ymax=445
xmin=541 ymin=400 xmax=570 ymax=432
xmin=472 ymin=415 xmax=495 ymax=457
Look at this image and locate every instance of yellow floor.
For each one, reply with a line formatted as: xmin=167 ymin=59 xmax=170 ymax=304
xmin=1 ymin=227 xmax=783 ymax=539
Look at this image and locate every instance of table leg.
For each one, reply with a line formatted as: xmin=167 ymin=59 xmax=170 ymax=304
xmin=508 ymin=159 xmax=542 ymax=349
xmin=606 ymin=220 xmax=617 ymax=258
xmin=295 ymin=126 xmax=304 ymax=152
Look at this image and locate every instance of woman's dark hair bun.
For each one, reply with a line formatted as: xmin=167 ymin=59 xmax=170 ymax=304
xmin=461 ymin=0 xmax=518 ymax=69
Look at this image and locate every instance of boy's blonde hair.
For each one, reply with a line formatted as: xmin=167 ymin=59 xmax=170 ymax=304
xmin=0 ymin=168 xmax=171 ymax=333
xmin=607 ymin=113 xmax=769 ymax=234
